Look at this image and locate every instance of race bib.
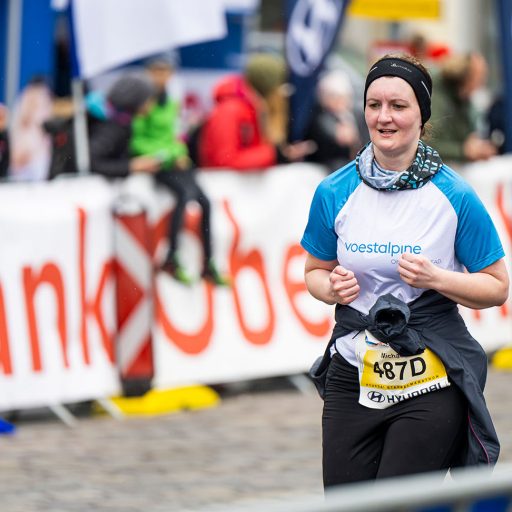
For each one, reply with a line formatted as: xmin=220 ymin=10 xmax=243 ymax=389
xmin=355 ymin=330 xmax=450 ymax=409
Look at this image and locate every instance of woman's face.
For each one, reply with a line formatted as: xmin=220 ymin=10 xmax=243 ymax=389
xmin=365 ymin=76 xmax=422 ymax=161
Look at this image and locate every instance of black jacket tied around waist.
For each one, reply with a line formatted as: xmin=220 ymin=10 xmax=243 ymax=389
xmin=309 ymin=290 xmax=499 ymax=467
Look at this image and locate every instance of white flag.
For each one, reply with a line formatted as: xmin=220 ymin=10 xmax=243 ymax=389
xmin=71 ymin=0 xmax=228 ymax=79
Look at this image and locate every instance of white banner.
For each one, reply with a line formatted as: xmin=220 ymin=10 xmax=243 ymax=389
xmin=459 ymin=156 xmax=512 ymax=351
xmin=118 ymin=161 xmax=512 ymax=388
xmin=0 ymin=160 xmax=510 ymax=408
xmin=118 ymin=165 xmax=335 ymax=388
xmin=0 ymin=177 xmax=120 ymax=410
xmin=71 ymin=0 xmax=227 ymax=78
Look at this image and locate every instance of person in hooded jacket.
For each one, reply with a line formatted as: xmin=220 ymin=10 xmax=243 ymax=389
xmin=425 ymin=52 xmax=497 ymax=164
xmin=88 ymin=73 xmax=161 ymax=178
xmin=198 ymin=53 xmax=314 ymax=171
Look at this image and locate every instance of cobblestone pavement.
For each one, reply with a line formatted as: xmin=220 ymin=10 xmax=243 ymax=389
xmin=0 ymin=368 xmax=511 ymax=512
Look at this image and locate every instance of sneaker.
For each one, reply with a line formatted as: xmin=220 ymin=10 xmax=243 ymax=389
xmin=160 ymin=256 xmax=194 ymax=285
xmin=202 ymin=260 xmax=230 ymax=286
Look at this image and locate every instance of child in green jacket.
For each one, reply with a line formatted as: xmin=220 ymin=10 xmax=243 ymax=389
xmin=131 ymin=58 xmax=228 ymax=286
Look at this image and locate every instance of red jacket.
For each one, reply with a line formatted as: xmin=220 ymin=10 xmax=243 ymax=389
xmin=198 ymin=75 xmax=277 ymax=171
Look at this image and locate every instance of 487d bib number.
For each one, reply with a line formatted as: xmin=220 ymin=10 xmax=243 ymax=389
xmin=373 ymin=357 xmax=426 ymax=381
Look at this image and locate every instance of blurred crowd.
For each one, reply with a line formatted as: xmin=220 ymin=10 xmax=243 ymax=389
xmin=0 ymin=39 xmax=506 ymax=186
xmin=0 ymin=41 xmax=506 ymax=281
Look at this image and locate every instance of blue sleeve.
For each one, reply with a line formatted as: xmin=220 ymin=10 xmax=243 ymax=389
xmin=434 ymin=168 xmax=505 ymax=272
xmin=301 ymin=180 xmax=338 ymax=261
xmin=455 ymin=188 xmax=504 ymax=272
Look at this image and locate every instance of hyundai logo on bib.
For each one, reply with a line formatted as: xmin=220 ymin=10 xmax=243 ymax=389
xmin=368 ymin=391 xmax=385 ymax=403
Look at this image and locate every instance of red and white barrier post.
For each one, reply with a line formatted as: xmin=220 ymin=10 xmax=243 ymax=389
xmin=113 ymin=197 xmax=155 ymax=396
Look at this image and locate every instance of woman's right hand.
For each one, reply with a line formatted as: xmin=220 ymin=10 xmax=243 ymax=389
xmin=329 ymin=265 xmax=360 ymax=305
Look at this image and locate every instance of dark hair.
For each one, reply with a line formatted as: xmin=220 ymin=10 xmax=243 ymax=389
xmin=376 ymin=53 xmax=430 ymax=81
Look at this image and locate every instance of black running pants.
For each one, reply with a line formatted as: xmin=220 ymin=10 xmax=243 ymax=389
xmin=322 ymin=353 xmax=467 ymax=488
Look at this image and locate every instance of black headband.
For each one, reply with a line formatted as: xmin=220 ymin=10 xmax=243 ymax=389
xmin=364 ymin=57 xmax=432 ymax=125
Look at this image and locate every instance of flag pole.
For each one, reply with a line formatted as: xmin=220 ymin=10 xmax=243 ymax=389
xmin=496 ymin=0 xmax=512 ymax=154
xmin=71 ymin=77 xmax=90 ymax=176
xmin=5 ymin=0 xmax=22 ymax=110
xmin=69 ymin=1 xmax=90 ymax=175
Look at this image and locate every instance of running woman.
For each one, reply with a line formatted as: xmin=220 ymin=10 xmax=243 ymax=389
xmin=302 ymin=54 xmax=509 ymax=487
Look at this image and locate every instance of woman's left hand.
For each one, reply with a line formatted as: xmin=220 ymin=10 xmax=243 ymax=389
xmin=399 ymin=254 xmax=509 ymax=309
xmin=398 ymin=253 xmax=441 ymax=289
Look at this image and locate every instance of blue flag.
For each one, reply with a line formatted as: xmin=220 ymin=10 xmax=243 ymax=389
xmin=285 ymin=0 xmax=350 ymax=142
xmin=496 ymin=0 xmax=512 ymax=153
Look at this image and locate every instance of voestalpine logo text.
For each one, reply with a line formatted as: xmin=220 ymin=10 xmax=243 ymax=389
xmin=344 ymin=241 xmax=421 ymax=257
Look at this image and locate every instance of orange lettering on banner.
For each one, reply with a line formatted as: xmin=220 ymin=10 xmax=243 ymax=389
xmin=154 ymin=210 xmax=214 ymax=354
xmin=283 ymin=244 xmax=331 ymax=337
xmin=23 ymin=264 xmax=68 ymax=372
xmin=471 ymin=309 xmax=481 ymax=321
xmin=91 ymin=260 xmax=116 ymax=362
xmin=78 ymin=208 xmax=116 ymax=364
xmin=0 ymin=283 xmax=12 ymax=374
xmin=495 ymin=183 xmax=511 ymax=319
xmin=496 ymin=183 xmax=512 ymax=241
xmin=224 ymin=200 xmax=275 ymax=345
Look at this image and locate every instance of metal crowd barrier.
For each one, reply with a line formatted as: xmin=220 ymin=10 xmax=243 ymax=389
xmin=204 ymin=464 xmax=512 ymax=512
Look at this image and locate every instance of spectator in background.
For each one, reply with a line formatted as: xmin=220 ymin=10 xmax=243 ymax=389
xmin=88 ymin=73 xmax=160 ymax=178
xmin=43 ymin=96 xmax=84 ymax=179
xmin=244 ymin=53 xmax=289 ymax=147
xmin=426 ymin=52 xmax=497 ymax=164
xmin=487 ymin=94 xmax=507 ymax=155
xmin=131 ymin=58 xmax=228 ymax=286
xmin=305 ymin=69 xmax=368 ymax=172
xmin=198 ymin=53 xmax=315 ymax=171
xmin=0 ymin=104 xmax=10 ymax=178
xmin=44 ymin=88 xmax=116 ymax=180
xmin=9 ymin=77 xmax=53 ymax=181
xmin=407 ymin=32 xmax=450 ymax=66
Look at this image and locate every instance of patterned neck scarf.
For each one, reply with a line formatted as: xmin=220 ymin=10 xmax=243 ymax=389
xmin=355 ymin=141 xmax=443 ymax=191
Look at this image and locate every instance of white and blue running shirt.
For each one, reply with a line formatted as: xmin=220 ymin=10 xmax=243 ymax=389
xmin=301 ymin=162 xmax=505 ymax=366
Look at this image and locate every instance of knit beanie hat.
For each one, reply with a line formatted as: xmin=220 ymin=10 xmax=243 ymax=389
xmin=107 ymin=73 xmax=155 ymax=114
xmin=245 ymin=53 xmax=286 ymax=98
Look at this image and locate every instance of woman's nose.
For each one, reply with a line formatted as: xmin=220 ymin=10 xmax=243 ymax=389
xmin=377 ymin=106 xmax=392 ymax=123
